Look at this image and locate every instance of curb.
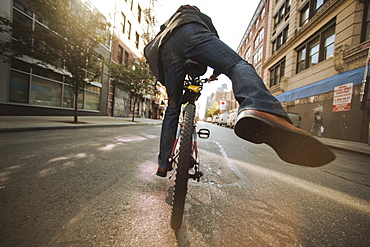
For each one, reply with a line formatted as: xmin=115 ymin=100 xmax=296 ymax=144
xmin=0 ymin=122 xmax=161 ymax=133
xmin=324 ymin=144 xmax=370 ymax=157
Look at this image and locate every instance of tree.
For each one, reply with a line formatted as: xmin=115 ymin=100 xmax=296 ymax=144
xmin=106 ymin=58 xmax=156 ymax=122
xmin=0 ymin=0 xmax=110 ymax=122
xmin=207 ymin=101 xmax=220 ymax=117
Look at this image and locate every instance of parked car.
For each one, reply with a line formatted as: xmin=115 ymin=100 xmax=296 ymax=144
xmin=226 ymin=112 xmax=237 ymax=128
xmin=287 ymin=112 xmax=302 ymax=128
xmin=218 ymin=112 xmax=230 ymax=126
xmin=206 ymin=117 xmax=212 ymax=122
xmin=212 ymin=115 xmax=220 ymax=124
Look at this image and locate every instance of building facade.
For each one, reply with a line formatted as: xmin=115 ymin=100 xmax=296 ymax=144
xmin=238 ymin=0 xmax=370 ymax=143
xmin=107 ymin=0 xmax=165 ymax=119
xmin=0 ymin=0 xmax=164 ymax=119
xmin=0 ymin=0 xmax=112 ymax=116
xmin=237 ymin=0 xmax=269 ymax=80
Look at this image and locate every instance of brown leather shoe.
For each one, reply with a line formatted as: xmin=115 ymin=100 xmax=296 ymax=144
xmin=234 ymin=110 xmax=335 ymax=167
xmin=156 ymin=167 xmax=173 ymax=177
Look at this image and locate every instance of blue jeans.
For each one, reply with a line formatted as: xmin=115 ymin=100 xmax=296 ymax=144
xmin=158 ymin=23 xmax=290 ymax=169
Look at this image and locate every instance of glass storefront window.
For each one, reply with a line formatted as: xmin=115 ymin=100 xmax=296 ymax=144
xmin=78 ymin=92 xmax=84 ymax=109
xmin=85 ymin=91 xmax=100 ymax=110
xmin=63 ymin=85 xmax=74 ymax=108
xmin=30 ymin=77 xmax=62 ymax=106
xmin=10 ymin=1 xmax=103 ymax=113
xmin=9 ymin=71 xmax=29 ymax=103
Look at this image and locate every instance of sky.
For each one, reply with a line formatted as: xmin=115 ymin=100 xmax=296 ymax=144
xmin=91 ymin=0 xmax=261 ymax=117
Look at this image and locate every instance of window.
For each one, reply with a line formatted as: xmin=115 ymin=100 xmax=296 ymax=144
xmin=308 ymin=37 xmax=320 ymax=67
xmin=127 ymin=0 xmax=133 ymax=10
xmin=323 ymin=27 xmax=335 ymax=59
xmin=253 ymin=47 xmax=263 ymax=64
xmin=297 ymin=48 xmax=306 ymax=73
xmin=135 ymin=32 xmax=140 ymax=49
xmin=245 ymin=47 xmax=251 ymax=61
xmin=286 ymin=0 xmax=291 ymax=11
xmin=269 ymin=58 xmax=286 ymax=87
xmin=118 ymin=45 xmax=123 ymax=64
xmin=314 ymin=0 xmax=324 ymax=12
xmin=32 ymin=65 xmax=63 ymax=81
xmin=12 ymin=9 xmax=32 ymax=40
xmin=11 ymin=59 xmax=31 ymax=73
xmin=63 ymin=85 xmax=74 ymax=108
xmin=279 ymin=6 xmax=285 ymax=23
xmin=127 ymin=21 xmax=131 ymax=39
xmin=272 ymin=25 xmax=289 ymax=54
xmin=124 ymin=51 xmax=129 ymax=64
xmin=299 ymin=0 xmax=329 ymax=27
xmin=273 ymin=0 xmax=291 ymax=29
xmin=254 ymin=28 xmax=264 ymax=48
xmin=121 ymin=13 xmax=126 ymax=34
xmin=138 ymin=5 xmax=142 ymax=23
xmin=9 ymin=71 xmax=29 ymax=103
xmin=10 ymin=0 xmax=103 ymax=111
xmin=361 ymin=0 xmax=370 ymax=42
xmin=296 ymin=20 xmax=335 ymax=73
xmin=85 ymin=85 xmax=101 ymax=111
xmin=30 ymin=76 xmax=62 ymax=107
xmin=300 ymin=4 xmax=310 ymax=26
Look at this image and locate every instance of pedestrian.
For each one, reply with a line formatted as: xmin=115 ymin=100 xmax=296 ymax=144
xmin=311 ymin=111 xmax=324 ymax=137
xmin=144 ymin=5 xmax=335 ymax=177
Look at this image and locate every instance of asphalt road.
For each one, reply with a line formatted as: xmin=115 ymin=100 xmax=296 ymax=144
xmin=0 ymin=123 xmax=369 ymax=246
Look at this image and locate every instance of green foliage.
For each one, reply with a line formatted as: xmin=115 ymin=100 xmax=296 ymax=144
xmin=106 ymin=58 xmax=156 ymax=121
xmin=207 ymin=101 xmax=220 ymax=117
xmin=1 ymin=0 xmax=111 ymax=122
xmin=107 ymin=58 xmax=155 ymax=97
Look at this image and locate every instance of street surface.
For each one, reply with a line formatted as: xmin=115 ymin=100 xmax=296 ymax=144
xmin=0 ymin=122 xmax=369 ymax=246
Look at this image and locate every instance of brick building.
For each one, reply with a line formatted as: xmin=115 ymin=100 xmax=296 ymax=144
xmin=237 ymin=0 xmax=370 ymax=143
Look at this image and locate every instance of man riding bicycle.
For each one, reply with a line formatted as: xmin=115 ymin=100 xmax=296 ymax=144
xmin=144 ymin=5 xmax=335 ymax=177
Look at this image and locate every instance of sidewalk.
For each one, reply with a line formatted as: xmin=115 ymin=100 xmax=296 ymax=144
xmin=0 ymin=116 xmax=369 ymax=156
xmin=0 ymin=115 xmax=163 ymax=132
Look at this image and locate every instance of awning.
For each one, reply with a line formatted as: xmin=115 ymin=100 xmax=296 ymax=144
xmin=275 ymin=66 xmax=369 ymax=102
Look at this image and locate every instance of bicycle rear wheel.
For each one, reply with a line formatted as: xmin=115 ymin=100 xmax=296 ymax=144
xmin=171 ymin=104 xmax=195 ymax=231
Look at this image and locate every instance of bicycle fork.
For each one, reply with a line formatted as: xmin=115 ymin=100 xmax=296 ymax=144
xmin=189 ymin=128 xmax=203 ymax=182
xmin=168 ymin=124 xmax=206 ymax=182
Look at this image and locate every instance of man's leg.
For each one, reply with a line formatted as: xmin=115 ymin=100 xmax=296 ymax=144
xmin=157 ymin=42 xmax=186 ymax=176
xmin=171 ymin=24 xmax=290 ymax=121
xmin=170 ymin=24 xmax=335 ymax=167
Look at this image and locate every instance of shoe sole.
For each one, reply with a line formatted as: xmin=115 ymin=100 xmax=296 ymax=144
xmin=156 ymin=171 xmax=167 ymax=177
xmin=234 ymin=115 xmax=335 ymax=167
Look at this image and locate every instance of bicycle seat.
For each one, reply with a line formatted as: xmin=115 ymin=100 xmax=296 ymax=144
xmin=184 ymin=59 xmax=207 ymax=78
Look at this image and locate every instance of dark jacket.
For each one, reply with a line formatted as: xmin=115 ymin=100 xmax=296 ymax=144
xmin=144 ymin=9 xmax=218 ymax=82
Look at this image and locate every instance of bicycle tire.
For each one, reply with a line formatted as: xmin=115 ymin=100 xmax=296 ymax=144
xmin=171 ymin=104 xmax=195 ymax=231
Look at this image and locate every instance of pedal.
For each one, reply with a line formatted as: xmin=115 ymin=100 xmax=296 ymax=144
xmin=189 ymin=171 xmax=203 ymax=182
xmin=197 ymin=128 xmax=210 ymax=139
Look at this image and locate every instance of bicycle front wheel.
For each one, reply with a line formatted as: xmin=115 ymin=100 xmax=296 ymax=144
xmin=171 ymin=104 xmax=195 ymax=231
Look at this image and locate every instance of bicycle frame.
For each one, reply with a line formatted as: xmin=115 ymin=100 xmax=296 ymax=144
xmin=168 ymin=76 xmax=208 ymax=171
xmin=169 ymin=119 xmax=200 ymax=169
xmin=169 ymin=60 xmax=210 ymax=231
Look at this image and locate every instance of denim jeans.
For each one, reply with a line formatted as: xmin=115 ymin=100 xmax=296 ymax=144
xmin=158 ymin=23 xmax=290 ymax=169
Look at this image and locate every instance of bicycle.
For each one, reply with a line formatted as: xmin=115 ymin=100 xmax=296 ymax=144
xmin=168 ymin=59 xmax=211 ymax=231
